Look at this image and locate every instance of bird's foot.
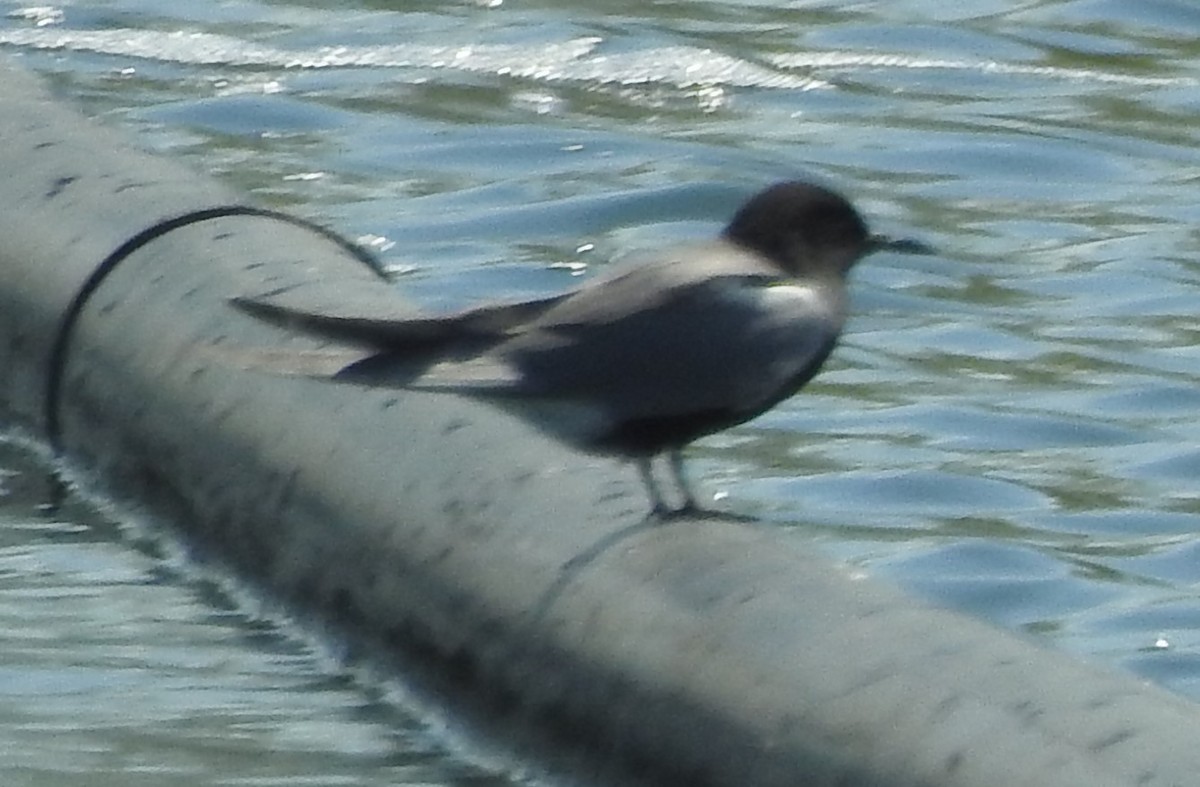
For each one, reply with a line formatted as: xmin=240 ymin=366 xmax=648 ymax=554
xmin=646 ymin=501 xmax=757 ymax=523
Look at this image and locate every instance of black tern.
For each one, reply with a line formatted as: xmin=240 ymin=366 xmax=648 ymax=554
xmin=233 ymin=181 xmax=932 ymax=515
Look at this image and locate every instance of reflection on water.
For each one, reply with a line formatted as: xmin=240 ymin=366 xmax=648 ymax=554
xmin=5 ymin=0 xmax=1200 ymax=783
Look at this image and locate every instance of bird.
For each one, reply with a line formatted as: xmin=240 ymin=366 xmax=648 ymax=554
xmin=232 ymin=181 xmax=932 ymax=516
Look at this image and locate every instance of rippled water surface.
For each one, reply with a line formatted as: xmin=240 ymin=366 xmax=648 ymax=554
xmin=4 ymin=0 xmax=1200 ymax=783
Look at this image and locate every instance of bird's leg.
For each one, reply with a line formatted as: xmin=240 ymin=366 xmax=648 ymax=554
xmin=668 ymin=449 xmax=700 ymax=514
xmin=637 ymin=457 xmax=671 ymax=517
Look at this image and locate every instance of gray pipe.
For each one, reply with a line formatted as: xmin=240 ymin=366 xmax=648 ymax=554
xmin=2 ymin=59 xmax=1198 ymax=787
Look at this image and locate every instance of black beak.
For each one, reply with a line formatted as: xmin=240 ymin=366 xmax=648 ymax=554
xmin=870 ymin=234 xmax=935 ymax=256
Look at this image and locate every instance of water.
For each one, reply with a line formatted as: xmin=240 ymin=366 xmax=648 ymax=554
xmin=4 ymin=0 xmax=1200 ymax=782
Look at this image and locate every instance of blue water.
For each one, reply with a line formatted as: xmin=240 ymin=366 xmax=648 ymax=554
xmin=4 ymin=0 xmax=1200 ymax=783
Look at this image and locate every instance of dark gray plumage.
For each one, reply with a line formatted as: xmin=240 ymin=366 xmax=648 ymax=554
xmin=233 ymin=181 xmax=932 ymax=515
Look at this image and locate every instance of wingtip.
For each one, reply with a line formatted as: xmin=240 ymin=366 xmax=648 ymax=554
xmin=228 ymin=295 xmax=299 ymax=325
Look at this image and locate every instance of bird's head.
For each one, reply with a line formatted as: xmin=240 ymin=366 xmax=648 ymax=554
xmin=721 ymin=181 xmax=931 ymax=277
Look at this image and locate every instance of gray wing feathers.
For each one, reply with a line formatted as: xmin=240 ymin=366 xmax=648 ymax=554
xmin=441 ymin=276 xmax=844 ymax=419
xmin=231 ymin=292 xmax=571 ymax=351
xmin=231 ymin=241 xmax=843 ymax=427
